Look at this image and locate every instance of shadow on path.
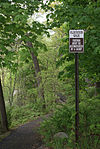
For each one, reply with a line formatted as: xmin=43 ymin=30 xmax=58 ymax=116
xmin=0 ymin=117 xmax=44 ymax=149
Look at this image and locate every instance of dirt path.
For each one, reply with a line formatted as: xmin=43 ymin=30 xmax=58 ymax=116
xmin=0 ymin=116 xmax=46 ymax=149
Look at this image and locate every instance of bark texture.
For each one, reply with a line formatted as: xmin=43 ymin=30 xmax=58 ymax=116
xmin=9 ymin=72 xmax=17 ymax=106
xmin=96 ymin=81 xmax=100 ymax=94
xmin=0 ymin=79 xmax=8 ymax=132
xmin=27 ymin=41 xmax=46 ymax=109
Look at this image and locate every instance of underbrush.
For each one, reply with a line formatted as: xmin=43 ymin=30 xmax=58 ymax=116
xmin=39 ymin=96 xmax=100 ymax=149
xmin=7 ymin=102 xmax=44 ymax=128
xmin=0 ymin=102 xmax=47 ymax=141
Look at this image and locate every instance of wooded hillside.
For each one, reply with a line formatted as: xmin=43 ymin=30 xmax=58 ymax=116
xmin=0 ymin=0 xmax=100 ymax=148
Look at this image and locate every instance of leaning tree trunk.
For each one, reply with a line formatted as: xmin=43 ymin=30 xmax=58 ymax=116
xmin=0 ymin=79 xmax=8 ymax=132
xmin=27 ymin=41 xmax=46 ymax=109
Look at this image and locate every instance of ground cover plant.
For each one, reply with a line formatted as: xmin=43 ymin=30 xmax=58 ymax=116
xmin=40 ymin=94 xmax=100 ymax=149
xmin=7 ymin=103 xmax=44 ymax=128
xmin=0 ymin=0 xmax=100 ymax=148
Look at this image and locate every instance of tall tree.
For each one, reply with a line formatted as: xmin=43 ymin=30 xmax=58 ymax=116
xmin=0 ymin=79 xmax=8 ymax=131
xmin=0 ymin=0 xmax=48 ymax=113
xmin=26 ymin=41 xmax=46 ymax=108
xmin=46 ymin=0 xmax=100 ymax=88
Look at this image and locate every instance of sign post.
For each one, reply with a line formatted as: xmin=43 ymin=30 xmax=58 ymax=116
xmin=69 ymin=30 xmax=84 ymax=144
xmin=75 ymin=53 xmax=79 ymax=143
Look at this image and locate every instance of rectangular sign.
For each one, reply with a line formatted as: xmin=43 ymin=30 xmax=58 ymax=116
xmin=69 ymin=30 xmax=84 ymax=53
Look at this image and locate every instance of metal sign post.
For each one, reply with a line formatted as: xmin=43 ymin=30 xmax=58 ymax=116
xmin=69 ymin=30 xmax=84 ymax=144
xmin=75 ymin=53 xmax=79 ymax=143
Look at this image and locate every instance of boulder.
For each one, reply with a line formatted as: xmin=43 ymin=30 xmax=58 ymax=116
xmin=54 ymin=132 xmax=68 ymax=139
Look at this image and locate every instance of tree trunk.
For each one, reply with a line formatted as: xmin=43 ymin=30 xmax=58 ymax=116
xmin=8 ymin=72 xmax=17 ymax=106
xmin=0 ymin=79 xmax=8 ymax=132
xmin=1 ymin=68 xmax=5 ymax=88
xmin=96 ymin=81 xmax=100 ymax=95
xmin=9 ymin=71 xmax=12 ymax=106
xmin=11 ymin=73 xmax=17 ymax=105
xmin=26 ymin=41 xmax=46 ymax=109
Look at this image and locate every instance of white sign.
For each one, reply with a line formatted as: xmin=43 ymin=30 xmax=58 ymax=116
xmin=69 ymin=30 xmax=84 ymax=53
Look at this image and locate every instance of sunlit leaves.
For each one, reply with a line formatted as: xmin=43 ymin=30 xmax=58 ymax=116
xmin=0 ymin=0 xmax=49 ymax=72
xmin=47 ymin=0 xmax=100 ymax=82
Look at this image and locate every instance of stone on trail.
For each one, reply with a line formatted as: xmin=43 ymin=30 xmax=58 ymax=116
xmin=54 ymin=132 xmax=68 ymax=139
xmin=37 ymin=145 xmax=52 ymax=149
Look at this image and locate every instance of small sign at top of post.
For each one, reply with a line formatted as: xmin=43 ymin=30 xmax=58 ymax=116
xmin=69 ymin=30 xmax=84 ymax=53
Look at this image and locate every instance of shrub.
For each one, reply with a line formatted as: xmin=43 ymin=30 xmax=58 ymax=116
xmin=40 ymin=96 xmax=100 ymax=149
xmin=7 ymin=103 xmax=43 ymax=128
xmin=40 ymin=104 xmax=75 ymax=148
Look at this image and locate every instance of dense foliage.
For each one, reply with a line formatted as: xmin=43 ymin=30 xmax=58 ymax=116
xmin=40 ymin=94 xmax=100 ymax=149
xmin=47 ymin=0 xmax=100 ymax=82
xmin=0 ymin=0 xmax=100 ymax=148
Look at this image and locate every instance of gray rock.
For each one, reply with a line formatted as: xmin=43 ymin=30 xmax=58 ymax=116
xmin=37 ymin=145 xmax=45 ymax=149
xmin=54 ymin=132 xmax=68 ymax=139
xmin=57 ymin=93 xmax=67 ymax=102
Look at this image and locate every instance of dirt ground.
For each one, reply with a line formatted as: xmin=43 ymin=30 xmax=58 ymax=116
xmin=0 ymin=116 xmax=49 ymax=149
